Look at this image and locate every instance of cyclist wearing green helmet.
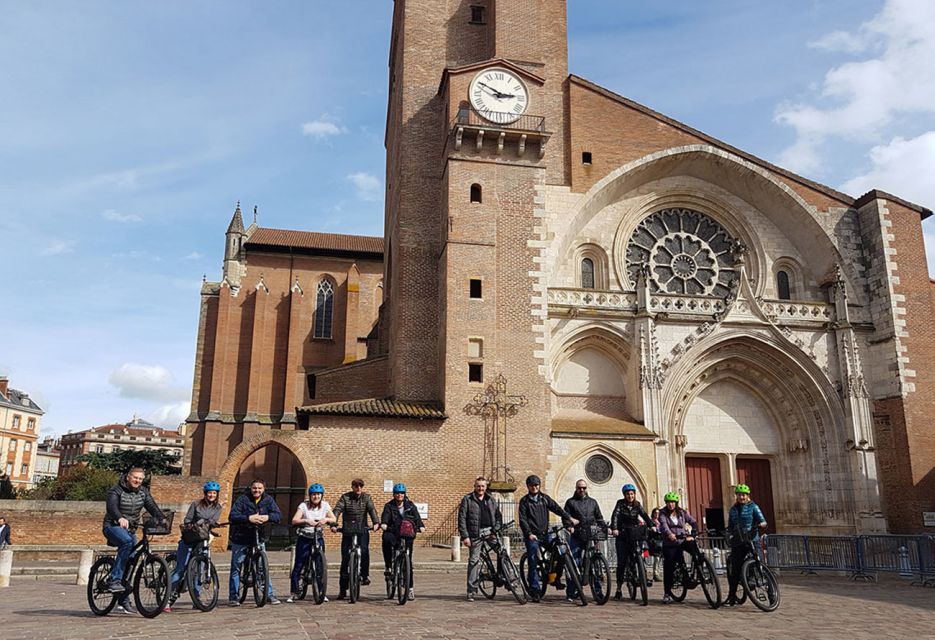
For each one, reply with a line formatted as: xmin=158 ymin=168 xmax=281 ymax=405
xmin=725 ymin=483 xmax=767 ymax=606
xmin=656 ymin=491 xmax=699 ymax=604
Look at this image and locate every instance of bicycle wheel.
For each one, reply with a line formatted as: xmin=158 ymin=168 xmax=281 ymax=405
xmin=297 ymin=552 xmax=310 ymax=601
xmin=87 ymin=556 xmax=118 ymax=616
xmin=477 ymin=550 xmax=497 ymax=599
xmin=312 ymin=549 xmax=327 ymax=605
xmin=253 ymin=550 xmax=269 ymax=607
xmin=742 ymin=559 xmax=780 ymax=612
xmin=187 ymin=555 xmax=219 ymax=612
xmin=348 ymin=551 xmax=361 ymax=603
xmin=396 ymin=551 xmax=410 ymax=605
xmin=633 ymin=555 xmax=648 ymax=606
xmin=670 ymin=563 xmax=688 ymax=602
xmin=563 ymin=552 xmax=587 ymax=606
xmin=587 ymin=553 xmax=611 ymax=605
xmin=698 ymin=555 xmax=722 ymax=609
xmin=501 ymin=553 xmax=528 ymax=605
xmin=133 ymin=554 xmax=169 ymax=618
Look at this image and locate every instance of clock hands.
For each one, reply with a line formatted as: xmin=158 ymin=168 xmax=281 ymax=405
xmin=477 ymin=81 xmax=515 ymax=101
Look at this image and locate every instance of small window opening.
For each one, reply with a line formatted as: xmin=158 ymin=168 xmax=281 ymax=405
xmin=470 ymin=183 xmax=482 ymax=203
xmin=777 ymin=270 xmax=791 ymax=300
xmin=468 ymin=338 xmax=483 ymax=359
xmin=307 ymin=374 xmax=317 ymax=399
xmin=469 ymin=5 xmax=486 ymax=24
xmin=582 ymin=151 xmax=593 ymax=165
xmin=469 ymin=278 xmax=483 ymax=299
xmin=581 ymin=258 xmax=595 ymax=289
xmin=468 ymin=363 xmax=484 ymax=383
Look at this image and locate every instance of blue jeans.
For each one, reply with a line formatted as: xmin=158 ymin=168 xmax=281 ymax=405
xmin=566 ymin=535 xmax=584 ymax=598
xmin=169 ymin=540 xmax=195 ymax=595
xmin=290 ymin=534 xmax=325 ymax=595
xmin=103 ymin=526 xmax=136 ymax=584
xmin=229 ymin=542 xmax=274 ymax=601
xmin=524 ymin=537 xmax=544 ymax=593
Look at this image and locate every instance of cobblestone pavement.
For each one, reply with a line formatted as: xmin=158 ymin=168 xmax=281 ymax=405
xmin=1 ymin=572 xmax=933 ymax=640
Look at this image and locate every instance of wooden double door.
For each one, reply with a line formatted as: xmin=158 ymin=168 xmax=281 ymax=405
xmin=685 ymin=456 xmax=776 ymax=533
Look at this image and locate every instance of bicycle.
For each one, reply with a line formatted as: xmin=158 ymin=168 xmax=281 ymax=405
xmin=334 ymin=527 xmax=363 ymax=603
xmin=294 ymin=527 xmax=328 ymax=605
xmin=384 ymin=534 xmax=411 ymax=605
xmin=518 ymin=524 xmax=584 ymax=605
xmin=730 ymin=527 xmax=780 ymax=612
xmin=167 ymin=523 xmax=227 ymax=611
xmin=615 ymin=525 xmax=649 ymax=606
xmin=573 ymin=524 xmax=611 ymax=605
xmin=236 ymin=527 xmax=270 ymax=607
xmin=669 ymin=533 xmax=721 ymax=609
xmin=87 ymin=510 xmax=173 ymax=618
xmin=476 ymin=520 xmax=528 ymax=604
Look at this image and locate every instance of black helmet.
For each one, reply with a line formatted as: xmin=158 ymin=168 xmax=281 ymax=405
xmin=525 ymin=474 xmax=541 ymax=486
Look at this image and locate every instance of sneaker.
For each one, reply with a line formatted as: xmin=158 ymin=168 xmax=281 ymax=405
xmin=613 ymin=589 xmax=622 ymax=600
xmin=322 ymin=596 xmax=329 ymax=602
xmin=408 ymin=588 xmax=415 ymax=601
xmin=162 ymin=604 xmax=172 ymax=613
xmin=286 ymin=593 xmax=299 ymax=603
xmin=554 ymin=580 xmax=566 ymax=590
xmin=115 ymin=602 xmax=137 ymax=615
xmin=228 ymin=599 xmax=241 ymax=607
xmin=106 ymin=580 xmax=125 ymax=593
xmin=361 ymin=577 xmax=371 ymax=586
xmin=662 ymin=593 xmax=673 ymax=604
xmin=268 ymin=596 xmax=282 ymax=605
xmin=646 ymin=579 xmax=654 ymax=587
xmin=336 ymin=591 xmax=347 ymax=600
xmin=467 ymin=592 xmax=475 ymax=602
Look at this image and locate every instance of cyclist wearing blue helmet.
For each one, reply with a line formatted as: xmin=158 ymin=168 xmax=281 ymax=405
xmin=288 ymin=483 xmax=335 ymax=603
xmin=165 ymin=480 xmax=223 ymax=612
xmin=610 ymin=482 xmax=654 ymax=599
xmin=379 ymin=483 xmax=425 ymax=601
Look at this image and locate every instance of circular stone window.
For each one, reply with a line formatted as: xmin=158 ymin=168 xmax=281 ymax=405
xmin=585 ymin=454 xmax=613 ymax=485
xmin=625 ymin=208 xmax=739 ymax=297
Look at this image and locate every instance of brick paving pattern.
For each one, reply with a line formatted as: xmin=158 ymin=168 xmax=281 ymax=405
xmin=1 ymin=573 xmax=933 ymax=640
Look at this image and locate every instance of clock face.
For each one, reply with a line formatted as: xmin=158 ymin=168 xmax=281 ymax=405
xmin=469 ymin=68 xmax=529 ymax=124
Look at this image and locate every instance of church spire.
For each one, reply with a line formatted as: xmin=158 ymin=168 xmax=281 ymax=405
xmin=227 ymin=201 xmax=245 ymax=234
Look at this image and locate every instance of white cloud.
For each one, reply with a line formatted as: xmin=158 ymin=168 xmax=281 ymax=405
xmin=145 ymin=401 xmax=191 ymax=428
xmin=101 ymin=208 xmax=142 ymax=223
xmin=302 ymin=118 xmax=347 ymax=139
xmin=809 ymin=30 xmax=868 ymax=54
xmin=775 ymin=0 xmax=935 ymax=172
xmin=347 ymin=171 xmax=381 ymax=201
xmin=841 ymin=132 xmax=935 ymax=203
xmin=108 ymin=363 xmax=189 ymax=404
xmin=183 ymin=251 xmax=203 ymax=260
xmin=40 ymin=239 xmax=74 ymax=256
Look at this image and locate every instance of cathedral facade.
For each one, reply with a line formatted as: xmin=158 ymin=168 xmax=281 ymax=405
xmin=185 ymin=1 xmax=934 ymax=535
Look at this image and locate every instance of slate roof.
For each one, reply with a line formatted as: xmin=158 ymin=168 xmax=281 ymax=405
xmin=0 ymin=387 xmax=44 ymax=414
xmin=298 ymin=398 xmax=446 ymax=420
xmin=245 ymin=228 xmax=384 ymax=256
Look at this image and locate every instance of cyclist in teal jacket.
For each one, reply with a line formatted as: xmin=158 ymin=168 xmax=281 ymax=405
xmin=725 ymin=483 xmax=767 ymax=606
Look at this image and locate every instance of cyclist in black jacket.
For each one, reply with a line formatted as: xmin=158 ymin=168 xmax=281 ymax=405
xmin=563 ymin=479 xmax=607 ymax=601
xmin=610 ymin=483 xmax=654 ymax=599
xmin=518 ymin=475 xmax=577 ymax=597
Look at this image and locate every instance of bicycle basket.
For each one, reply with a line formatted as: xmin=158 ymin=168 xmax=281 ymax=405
xmin=142 ymin=509 xmax=174 ymax=535
xmin=587 ymin=525 xmax=608 ymax=541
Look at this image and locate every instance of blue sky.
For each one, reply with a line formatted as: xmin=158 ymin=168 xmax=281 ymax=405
xmin=2 ymin=1 xmax=934 ymax=437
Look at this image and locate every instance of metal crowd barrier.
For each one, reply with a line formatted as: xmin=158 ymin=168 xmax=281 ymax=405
xmin=766 ymin=534 xmax=935 ymax=585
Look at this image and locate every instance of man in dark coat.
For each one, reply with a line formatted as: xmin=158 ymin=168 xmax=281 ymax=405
xmin=458 ymin=476 xmax=501 ymax=601
xmin=228 ymin=478 xmax=282 ymax=605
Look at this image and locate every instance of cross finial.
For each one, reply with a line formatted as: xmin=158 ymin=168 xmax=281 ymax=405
xmin=253 ymin=205 xmax=257 ymax=224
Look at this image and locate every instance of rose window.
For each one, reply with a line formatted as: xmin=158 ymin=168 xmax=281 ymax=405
xmin=626 ymin=208 xmax=739 ymax=297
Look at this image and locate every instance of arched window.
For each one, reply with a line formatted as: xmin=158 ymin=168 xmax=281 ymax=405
xmin=470 ymin=183 xmax=482 ymax=203
xmin=314 ymin=279 xmax=334 ymax=339
xmin=581 ymin=258 xmax=595 ymax=289
xmin=777 ymin=270 xmax=791 ymax=300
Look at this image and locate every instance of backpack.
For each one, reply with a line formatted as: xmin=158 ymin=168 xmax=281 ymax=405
xmin=399 ymin=518 xmax=416 ymax=538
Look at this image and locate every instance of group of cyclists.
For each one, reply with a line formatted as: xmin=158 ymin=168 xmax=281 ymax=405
xmin=96 ymin=467 xmax=767 ymax=615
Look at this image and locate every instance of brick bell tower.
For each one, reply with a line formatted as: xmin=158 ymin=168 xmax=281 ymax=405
xmin=384 ymin=0 xmax=569 ymax=447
